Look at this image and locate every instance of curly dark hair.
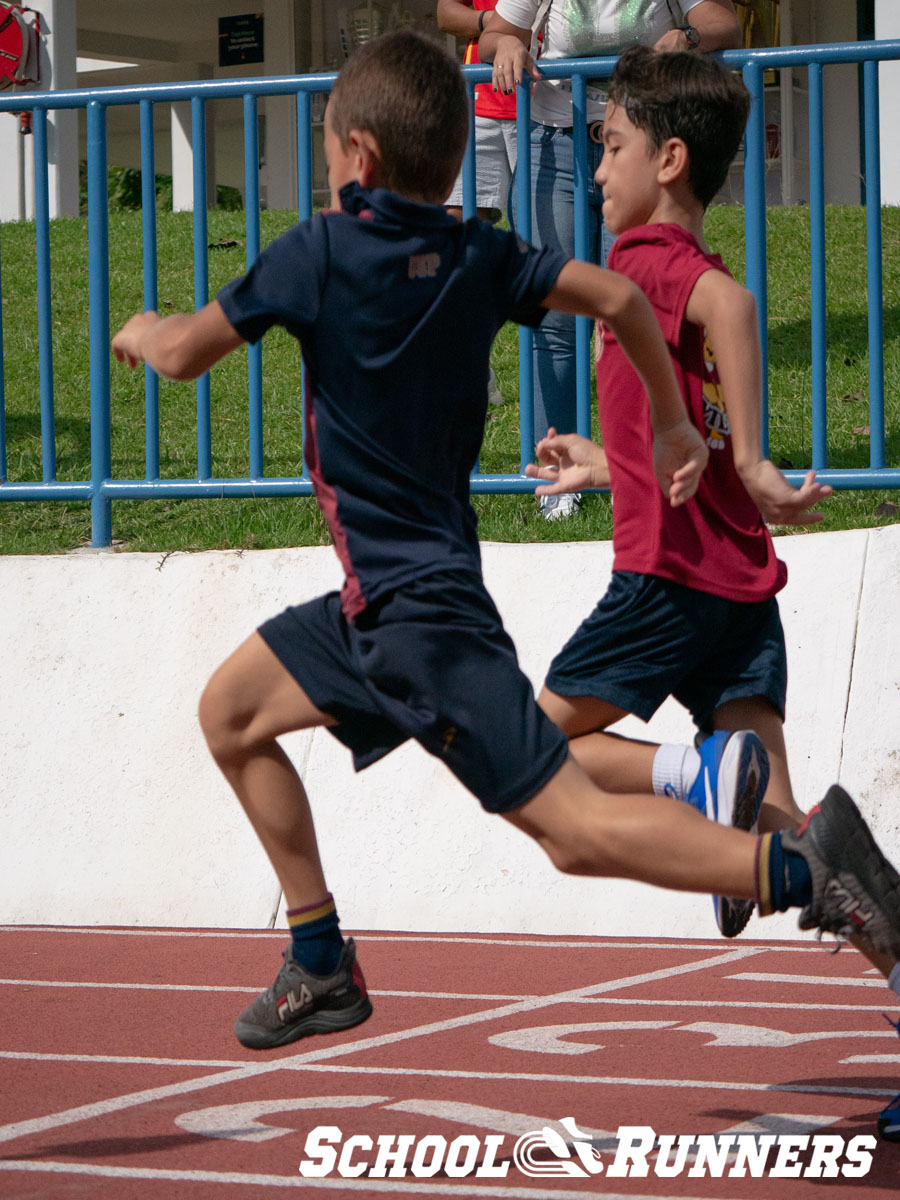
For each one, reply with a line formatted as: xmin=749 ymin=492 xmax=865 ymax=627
xmin=608 ymin=45 xmax=751 ymax=208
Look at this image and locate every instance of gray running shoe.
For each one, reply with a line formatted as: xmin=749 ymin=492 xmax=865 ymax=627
xmin=783 ymin=785 xmax=900 ymax=958
xmin=235 ymin=938 xmax=372 ymax=1050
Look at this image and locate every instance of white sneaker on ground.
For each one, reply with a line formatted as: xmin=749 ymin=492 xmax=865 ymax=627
xmin=539 ymin=492 xmax=581 ymax=521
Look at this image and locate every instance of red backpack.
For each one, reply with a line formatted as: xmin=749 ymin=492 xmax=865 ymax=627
xmin=0 ymin=2 xmax=40 ymax=90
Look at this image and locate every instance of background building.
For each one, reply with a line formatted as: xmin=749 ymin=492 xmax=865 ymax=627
xmin=0 ymin=0 xmax=897 ymax=221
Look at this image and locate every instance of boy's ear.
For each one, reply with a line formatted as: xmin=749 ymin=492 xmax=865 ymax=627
xmin=657 ymin=137 xmax=690 ymax=186
xmin=346 ymin=128 xmax=384 ymax=189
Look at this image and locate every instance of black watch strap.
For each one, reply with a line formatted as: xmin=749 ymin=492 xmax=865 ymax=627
xmin=680 ymin=23 xmax=701 ymax=49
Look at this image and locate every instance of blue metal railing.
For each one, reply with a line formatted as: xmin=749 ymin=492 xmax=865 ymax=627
xmin=0 ymin=40 xmax=899 ymax=546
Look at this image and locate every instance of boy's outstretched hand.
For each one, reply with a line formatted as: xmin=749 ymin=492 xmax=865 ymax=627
xmin=112 ymin=310 xmax=161 ymax=369
xmin=653 ymin=419 xmax=709 ymax=507
xmin=525 ymin=430 xmax=609 ymax=495
xmin=738 ymin=460 xmax=833 ymax=525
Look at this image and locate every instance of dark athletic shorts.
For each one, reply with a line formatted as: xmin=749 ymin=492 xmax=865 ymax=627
xmin=258 ymin=569 xmax=570 ymax=814
xmin=545 ymin=571 xmax=787 ymax=733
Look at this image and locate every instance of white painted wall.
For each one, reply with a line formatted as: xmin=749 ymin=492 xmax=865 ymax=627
xmin=2 ymin=528 xmax=898 ymax=945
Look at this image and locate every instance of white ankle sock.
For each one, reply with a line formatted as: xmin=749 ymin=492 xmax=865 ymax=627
xmin=652 ymin=743 xmax=702 ymax=800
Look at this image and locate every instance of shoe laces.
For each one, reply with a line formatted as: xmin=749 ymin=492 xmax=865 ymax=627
xmin=812 ymin=925 xmax=851 ymax=955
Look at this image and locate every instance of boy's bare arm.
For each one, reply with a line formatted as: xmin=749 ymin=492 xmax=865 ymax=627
xmin=544 ymin=260 xmax=708 ymax=504
xmin=112 ymin=301 xmax=246 ymax=382
xmin=686 ymin=269 xmax=832 ymax=524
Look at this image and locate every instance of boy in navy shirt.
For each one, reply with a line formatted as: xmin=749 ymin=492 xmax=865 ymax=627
xmin=113 ymin=31 xmax=900 ymax=1054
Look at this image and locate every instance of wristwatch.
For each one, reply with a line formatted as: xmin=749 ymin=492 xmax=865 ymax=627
xmin=680 ymin=23 xmax=701 ymax=49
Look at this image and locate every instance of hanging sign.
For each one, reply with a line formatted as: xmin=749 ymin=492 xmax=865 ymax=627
xmin=218 ymin=13 xmax=264 ymax=67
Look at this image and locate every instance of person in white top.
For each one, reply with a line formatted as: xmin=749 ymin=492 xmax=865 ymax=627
xmin=480 ymin=0 xmax=741 ymax=519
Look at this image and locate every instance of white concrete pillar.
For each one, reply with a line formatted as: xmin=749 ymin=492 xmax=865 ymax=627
xmin=876 ymin=0 xmax=900 ymax=205
xmin=260 ymin=0 xmax=298 ymax=212
xmin=170 ymin=68 xmax=216 ymax=213
xmin=0 ymin=0 xmax=77 ymax=222
xmin=0 ymin=116 xmax=30 ymax=222
xmin=40 ymin=0 xmax=79 ymax=218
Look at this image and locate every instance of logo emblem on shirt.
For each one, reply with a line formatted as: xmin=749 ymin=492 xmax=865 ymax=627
xmin=408 ymin=252 xmax=440 ymax=279
xmin=701 ymin=331 xmax=730 ymax=450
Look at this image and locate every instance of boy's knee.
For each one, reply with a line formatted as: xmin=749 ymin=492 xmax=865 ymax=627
xmin=528 ymin=826 xmax=612 ymax=877
xmin=198 ymin=674 xmax=243 ymax=762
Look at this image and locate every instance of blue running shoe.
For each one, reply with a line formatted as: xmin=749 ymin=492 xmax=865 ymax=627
xmin=688 ymin=730 xmax=770 ymax=938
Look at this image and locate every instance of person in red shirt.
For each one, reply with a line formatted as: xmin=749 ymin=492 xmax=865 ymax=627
xmin=528 ymin=46 xmax=839 ymax=941
xmin=438 ymin=0 xmax=518 ymax=224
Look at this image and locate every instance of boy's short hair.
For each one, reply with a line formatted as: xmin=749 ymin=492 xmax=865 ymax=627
xmin=328 ymin=30 xmax=469 ymax=204
xmin=608 ymin=45 xmax=751 ymax=208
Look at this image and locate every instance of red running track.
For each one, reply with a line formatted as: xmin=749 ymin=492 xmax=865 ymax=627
xmin=1 ymin=926 xmax=899 ymax=1198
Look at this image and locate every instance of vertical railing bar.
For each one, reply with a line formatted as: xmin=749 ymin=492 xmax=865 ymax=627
xmin=140 ymin=99 xmax=160 ymax=480
xmin=87 ymin=100 xmax=112 ymax=546
xmin=244 ymin=92 xmax=263 ymax=479
xmin=571 ymin=70 xmax=590 ymax=440
xmin=297 ymin=87 xmax=313 ymax=482
xmin=514 ymin=78 xmax=534 ymax=472
xmin=296 ymin=88 xmax=313 ymax=222
xmin=462 ymin=76 xmax=476 ymax=221
xmin=192 ymin=95 xmax=212 ymax=480
xmin=32 ymin=107 xmax=56 ymax=482
xmin=863 ymin=58 xmax=885 ymax=470
xmin=742 ymin=61 xmax=769 ymax=456
xmin=808 ymin=63 xmax=827 ymax=471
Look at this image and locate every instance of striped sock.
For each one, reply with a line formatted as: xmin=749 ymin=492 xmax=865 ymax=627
xmin=755 ymin=832 xmax=813 ymax=915
xmin=286 ymin=894 xmax=344 ymax=976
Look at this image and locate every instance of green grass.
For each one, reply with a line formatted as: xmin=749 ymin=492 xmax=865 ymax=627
xmin=1 ymin=204 xmax=899 ymax=554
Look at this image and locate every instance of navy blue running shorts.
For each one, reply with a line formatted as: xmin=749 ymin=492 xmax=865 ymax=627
xmin=258 ymin=569 xmax=570 ymax=814
xmin=545 ymin=571 xmax=787 ymax=732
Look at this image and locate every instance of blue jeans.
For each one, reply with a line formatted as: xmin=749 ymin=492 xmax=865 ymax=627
xmin=509 ymin=122 xmax=615 ymax=443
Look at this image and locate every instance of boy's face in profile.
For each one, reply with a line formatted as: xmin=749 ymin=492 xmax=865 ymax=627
xmin=596 ymin=102 xmax=666 ymax=236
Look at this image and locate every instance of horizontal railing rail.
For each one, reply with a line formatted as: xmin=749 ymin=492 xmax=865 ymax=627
xmin=1 ymin=39 xmax=899 ymax=545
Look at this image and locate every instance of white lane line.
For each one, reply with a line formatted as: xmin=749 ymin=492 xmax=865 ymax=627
xmin=0 ymin=926 xmax=834 ymax=953
xmin=283 ymin=1063 xmax=897 ymax=1100
xmin=0 ymin=1051 xmax=249 ymax=1067
xmin=0 ymin=979 xmax=530 ymax=1001
xmin=567 ymin=997 xmax=893 ymax=1011
xmin=0 ymin=1159 xmax=731 ymax=1200
xmin=729 ymin=972 xmax=884 ymax=988
xmin=0 ymin=1051 xmax=893 ymax=1099
xmin=0 ymin=946 xmax=763 ymax=1147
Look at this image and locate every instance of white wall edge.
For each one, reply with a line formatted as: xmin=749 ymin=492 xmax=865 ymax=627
xmin=2 ymin=526 xmax=898 ymax=943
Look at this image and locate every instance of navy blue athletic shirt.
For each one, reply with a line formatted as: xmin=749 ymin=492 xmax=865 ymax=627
xmin=218 ymin=182 xmax=567 ymax=620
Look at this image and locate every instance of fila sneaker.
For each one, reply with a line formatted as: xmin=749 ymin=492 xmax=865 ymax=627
xmin=781 ymin=784 xmax=900 ymax=959
xmin=688 ymin=730 xmax=770 ymax=938
xmin=235 ymin=938 xmax=372 ymax=1050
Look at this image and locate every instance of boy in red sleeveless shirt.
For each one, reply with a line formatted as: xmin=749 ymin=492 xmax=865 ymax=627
xmin=528 ymin=45 xmax=876 ymax=936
